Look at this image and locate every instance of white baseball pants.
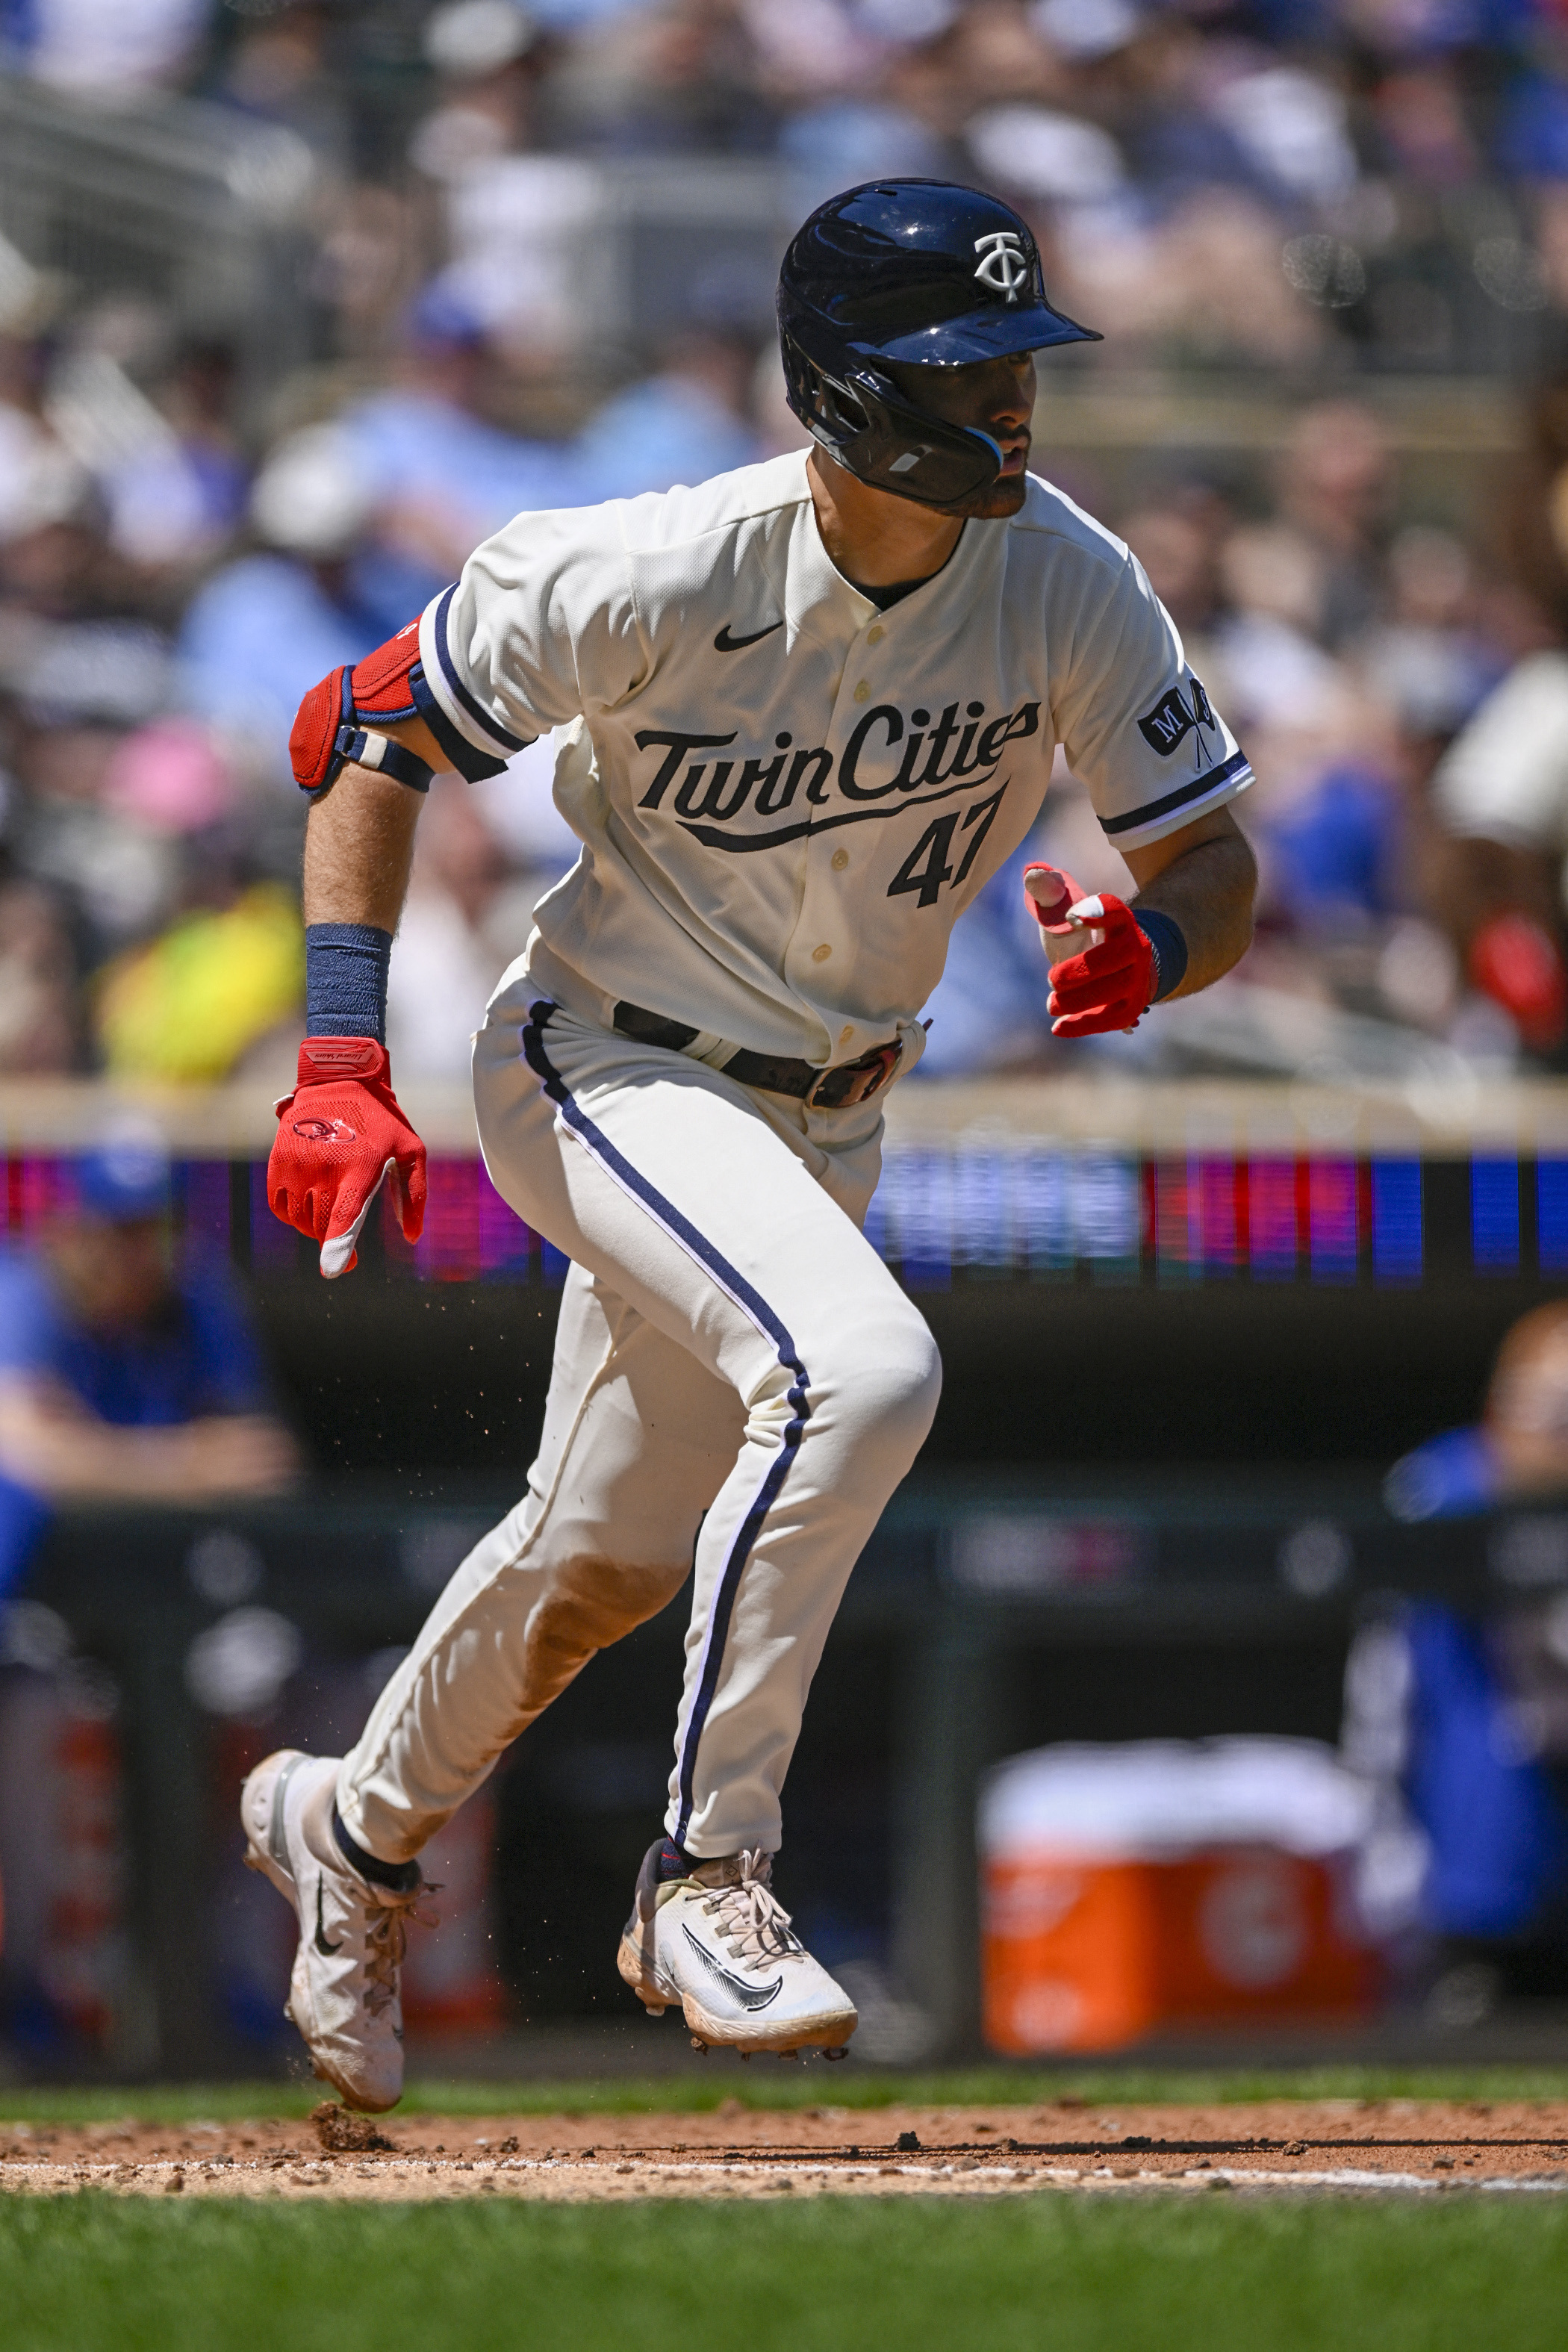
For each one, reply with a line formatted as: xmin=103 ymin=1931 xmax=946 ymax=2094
xmin=337 ymin=981 xmax=942 ymax=1865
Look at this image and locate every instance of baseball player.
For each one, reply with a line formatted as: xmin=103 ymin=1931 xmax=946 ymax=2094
xmin=241 ymin=180 xmax=1257 ymax=2109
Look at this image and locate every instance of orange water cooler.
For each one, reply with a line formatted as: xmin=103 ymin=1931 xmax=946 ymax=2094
xmin=979 ymin=1740 xmax=1381 ymax=2054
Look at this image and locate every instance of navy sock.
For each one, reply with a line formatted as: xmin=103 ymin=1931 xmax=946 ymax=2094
xmin=332 ymin=1808 xmax=421 ymax=1894
xmin=656 ymin=1837 xmax=694 ymax=1882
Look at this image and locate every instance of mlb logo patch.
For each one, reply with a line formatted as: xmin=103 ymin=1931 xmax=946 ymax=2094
xmin=1137 ymin=678 xmax=1215 ymax=760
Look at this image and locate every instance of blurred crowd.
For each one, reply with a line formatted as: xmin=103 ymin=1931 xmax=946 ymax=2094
xmin=10 ymin=1 xmax=1568 ymax=1085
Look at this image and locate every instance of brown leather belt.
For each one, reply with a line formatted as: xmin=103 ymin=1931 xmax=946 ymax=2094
xmin=612 ymin=1001 xmax=903 ymax=1110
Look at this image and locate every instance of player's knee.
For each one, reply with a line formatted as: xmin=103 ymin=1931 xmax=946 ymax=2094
xmin=835 ymin=1304 xmax=942 ymax=1460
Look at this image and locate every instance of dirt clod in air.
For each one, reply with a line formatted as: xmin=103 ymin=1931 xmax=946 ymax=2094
xmin=310 ymin=2103 xmax=393 ymax=2153
xmin=895 ymin=2130 xmax=921 ymax=2152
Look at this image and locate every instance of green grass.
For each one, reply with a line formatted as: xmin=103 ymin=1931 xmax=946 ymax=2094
xmin=4 ymin=2191 xmax=1567 ymax=2352
xmin=3 ymin=2064 xmax=1568 ymax=2127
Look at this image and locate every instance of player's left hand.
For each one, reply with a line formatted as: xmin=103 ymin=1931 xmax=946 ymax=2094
xmin=1046 ymin=894 xmax=1157 ymax=1037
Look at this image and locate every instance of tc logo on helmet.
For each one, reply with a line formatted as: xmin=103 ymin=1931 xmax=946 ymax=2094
xmin=973 ymin=231 xmax=1028 ymax=303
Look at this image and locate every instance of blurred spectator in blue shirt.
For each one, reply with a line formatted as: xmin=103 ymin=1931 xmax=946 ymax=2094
xmin=1265 ymin=761 xmax=1405 ymax=927
xmin=779 ymin=94 xmax=948 ymax=220
xmin=334 ymin=278 xmax=586 ymax=623
xmin=573 ymin=327 xmax=762 ymax=500
xmin=3 ymin=0 xmax=208 ymax=95
xmin=0 ymin=1132 xmax=298 ymax=1598
xmin=176 ymin=424 xmax=388 ymax=782
xmin=1387 ymin=1301 xmax=1568 ymax=1522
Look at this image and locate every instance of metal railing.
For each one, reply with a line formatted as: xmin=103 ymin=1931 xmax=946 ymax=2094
xmin=0 ymin=72 xmax=318 ymax=392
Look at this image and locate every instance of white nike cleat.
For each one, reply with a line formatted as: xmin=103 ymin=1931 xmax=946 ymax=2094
xmin=240 ymin=1749 xmax=435 ymax=2112
xmin=617 ymin=1841 xmax=857 ymax=2057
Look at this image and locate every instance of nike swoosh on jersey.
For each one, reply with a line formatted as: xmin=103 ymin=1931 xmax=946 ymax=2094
xmin=713 ymin=620 xmax=784 ymax=653
xmin=681 ymin=1921 xmax=783 ymax=2010
xmin=314 ymin=1880 xmax=343 ymax=1956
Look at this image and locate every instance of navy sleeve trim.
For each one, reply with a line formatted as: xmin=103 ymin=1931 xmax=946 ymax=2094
xmin=409 ymin=665 xmax=508 ymax=783
xmin=429 ymin=582 xmax=532 ymax=758
xmin=1101 ymin=749 xmax=1251 ymax=838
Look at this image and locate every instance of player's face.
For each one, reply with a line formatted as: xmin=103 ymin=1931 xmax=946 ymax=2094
xmin=884 ymin=351 xmax=1038 ymax=518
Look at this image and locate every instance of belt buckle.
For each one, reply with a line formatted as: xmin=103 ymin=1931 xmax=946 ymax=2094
xmin=806 ymin=1039 xmax=901 ymax=1112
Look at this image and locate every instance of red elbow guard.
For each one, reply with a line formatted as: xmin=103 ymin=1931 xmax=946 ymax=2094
xmin=290 ymin=662 xmax=358 ymax=794
xmin=290 ymin=617 xmax=508 ymax=798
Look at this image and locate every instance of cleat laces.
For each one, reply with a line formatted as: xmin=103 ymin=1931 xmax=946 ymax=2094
xmin=699 ymin=1849 xmax=803 ymax=1974
xmin=361 ymin=1880 xmax=440 ymax=2017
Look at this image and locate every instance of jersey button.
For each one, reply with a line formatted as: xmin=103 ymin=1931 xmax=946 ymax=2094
xmin=851 ymin=680 xmax=870 ymax=703
xmin=867 ymin=624 xmax=885 ymax=644
xmin=812 ymin=943 xmax=832 ymax=962
xmin=831 ymin=847 xmax=849 ymax=871
xmin=840 ymin=1025 xmax=854 ymax=1045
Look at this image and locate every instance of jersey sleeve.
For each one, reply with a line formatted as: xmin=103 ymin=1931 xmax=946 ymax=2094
xmin=1049 ymin=541 xmax=1252 ymax=852
xmin=1430 ymin=653 xmax=1568 ymax=852
xmin=416 ymin=500 xmax=648 ymax=768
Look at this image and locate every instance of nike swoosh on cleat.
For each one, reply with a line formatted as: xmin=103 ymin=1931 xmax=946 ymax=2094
xmin=713 ymin=620 xmax=784 ymax=653
xmin=314 ymin=1880 xmax=343 ymax=1956
xmin=681 ymin=1923 xmax=782 ymax=2011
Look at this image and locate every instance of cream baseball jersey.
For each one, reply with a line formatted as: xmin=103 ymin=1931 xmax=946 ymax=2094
xmin=417 ymin=449 xmax=1252 ymax=1067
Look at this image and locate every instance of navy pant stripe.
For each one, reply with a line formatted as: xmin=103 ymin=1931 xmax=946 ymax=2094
xmin=520 ymin=1003 xmax=810 ymax=1845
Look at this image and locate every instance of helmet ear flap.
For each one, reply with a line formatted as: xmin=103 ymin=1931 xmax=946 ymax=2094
xmin=782 ymin=330 xmax=864 ymax=444
xmin=780 ymin=326 xmax=1001 ymax=514
xmin=781 ymin=331 xmax=882 ymax=474
xmin=817 ymin=371 xmax=876 ymax=446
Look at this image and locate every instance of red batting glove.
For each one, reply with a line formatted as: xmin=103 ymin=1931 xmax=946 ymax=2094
xmin=1022 ymin=862 xmax=1086 ymax=935
xmin=269 ymin=1037 xmax=427 ymax=1278
xmin=1467 ymin=913 xmax=1568 ymax=1053
xmin=1042 ymin=892 xmax=1157 ymax=1038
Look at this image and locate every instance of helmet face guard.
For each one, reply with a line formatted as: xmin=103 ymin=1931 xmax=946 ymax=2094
xmin=777 ymin=177 xmax=1101 ymax=513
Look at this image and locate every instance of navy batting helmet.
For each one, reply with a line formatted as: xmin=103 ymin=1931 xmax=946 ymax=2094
xmin=777 ymin=179 xmax=1099 ymax=514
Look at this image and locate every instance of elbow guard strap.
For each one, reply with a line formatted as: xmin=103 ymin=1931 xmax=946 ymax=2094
xmin=338 ymin=718 xmax=435 ymax=794
xmin=290 ymin=618 xmax=510 ymax=798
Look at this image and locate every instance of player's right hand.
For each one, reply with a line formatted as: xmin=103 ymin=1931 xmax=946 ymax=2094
xmin=268 ymin=1037 xmax=427 ymax=1279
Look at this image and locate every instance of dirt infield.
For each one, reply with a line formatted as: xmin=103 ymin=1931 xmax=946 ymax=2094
xmin=3 ymin=2097 xmax=1568 ymax=2200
